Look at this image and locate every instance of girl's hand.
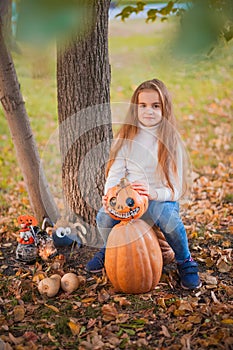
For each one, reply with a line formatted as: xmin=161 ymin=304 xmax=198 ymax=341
xmin=131 ymin=182 xmax=152 ymax=199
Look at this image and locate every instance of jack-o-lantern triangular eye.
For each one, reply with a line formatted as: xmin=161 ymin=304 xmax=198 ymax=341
xmin=126 ymin=197 xmax=135 ymax=207
xmin=109 ymin=197 xmax=117 ymax=207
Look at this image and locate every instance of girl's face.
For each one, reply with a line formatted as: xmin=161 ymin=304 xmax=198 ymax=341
xmin=137 ymin=89 xmax=162 ymax=127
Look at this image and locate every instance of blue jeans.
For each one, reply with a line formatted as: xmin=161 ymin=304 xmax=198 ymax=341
xmin=96 ymin=200 xmax=191 ymax=263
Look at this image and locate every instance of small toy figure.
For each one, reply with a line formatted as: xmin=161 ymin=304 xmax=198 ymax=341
xmin=16 ymin=215 xmax=58 ymax=263
xmin=18 ymin=230 xmax=35 ymax=245
xmin=16 ymin=215 xmax=39 ymax=262
xmin=37 ymin=218 xmax=57 ymax=261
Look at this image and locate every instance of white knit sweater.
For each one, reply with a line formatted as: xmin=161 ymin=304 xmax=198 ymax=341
xmin=104 ymin=123 xmax=183 ymax=201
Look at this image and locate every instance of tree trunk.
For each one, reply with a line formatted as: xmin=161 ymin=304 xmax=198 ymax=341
xmin=0 ymin=17 xmax=59 ymax=223
xmin=57 ymin=0 xmax=112 ymax=247
xmin=0 ymin=0 xmax=12 ymax=45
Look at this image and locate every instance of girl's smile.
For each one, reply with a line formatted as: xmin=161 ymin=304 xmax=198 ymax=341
xmin=138 ymin=89 xmax=162 ymax=127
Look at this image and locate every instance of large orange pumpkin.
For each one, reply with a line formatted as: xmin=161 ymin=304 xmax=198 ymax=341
xmin=106 ymin=178 xmax=148 ymax=221
xmin=105 ymin=219 xmax=163 ymax=294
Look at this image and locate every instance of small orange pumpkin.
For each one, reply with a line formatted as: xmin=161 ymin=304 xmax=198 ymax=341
xmin=106 ymin=178 xmax=148 ymax=221
xmin=17 ymin=215 xmax=38 ymax=227
xmin=105 ymin=219 xmax=163 ymax=294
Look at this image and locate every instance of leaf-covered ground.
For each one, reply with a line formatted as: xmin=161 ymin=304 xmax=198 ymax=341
xmin=0 ymin=159 xmax=232 ymax=350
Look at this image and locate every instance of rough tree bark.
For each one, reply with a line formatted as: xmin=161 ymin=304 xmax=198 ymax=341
xmin=57 ymin=0 xmax=112 ymax=247
xmin=0 ymin=14 xmax=59 ymax=223
xmin=0 ymin=0 xmax=12 ymax=44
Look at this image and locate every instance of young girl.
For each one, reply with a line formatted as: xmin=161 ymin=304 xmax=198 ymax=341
xmin=86 ymin=78 xmax=201 ymax=290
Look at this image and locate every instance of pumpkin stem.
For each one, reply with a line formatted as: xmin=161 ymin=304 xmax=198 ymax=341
xmin=119 ymin=177 xmax=129 ymax=188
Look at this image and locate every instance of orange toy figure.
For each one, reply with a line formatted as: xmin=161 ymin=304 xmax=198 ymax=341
xmin=17 ymin=215 xmax=38 ymax=228
xmin=17 ymin=215 xmax=38 ymax=245
xmin=16 ymin=215 xmax=39 ymax=262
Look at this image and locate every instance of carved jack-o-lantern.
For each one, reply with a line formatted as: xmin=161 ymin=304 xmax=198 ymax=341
xmin=17 ymin=215 xmax=38 ymax=227
xmin=106 ymin=178 xmax=148 ymax=221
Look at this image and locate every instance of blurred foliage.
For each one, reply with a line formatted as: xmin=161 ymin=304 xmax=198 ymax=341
xmin=15 ymin=0 xmax=92 ymax=45
xmin=116 ymin=1 xmax=183 ymax=22
xmin=175 ymin=0 xmax=233 ymax=55
xmin=7 ymin=0 xmax=233 ymax=53
xmin=117 ymin=0 xmax=233 ymax=54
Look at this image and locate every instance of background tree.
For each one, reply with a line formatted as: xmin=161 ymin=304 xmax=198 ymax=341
xmin=57 ymin=0 xmax=112 ymax=246
xmin=0 ymin=1 xmax=59 ymax=223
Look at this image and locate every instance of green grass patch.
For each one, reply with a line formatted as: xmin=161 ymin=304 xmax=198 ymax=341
xmin=55 ymin=316 xmax=71 ymax=336
xmin=223 ymin=193 xmax=233 ymax=204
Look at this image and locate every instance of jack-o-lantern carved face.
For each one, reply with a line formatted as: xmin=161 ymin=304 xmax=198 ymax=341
xmin=17 ymin=215 xmax=38 ymax=227
xmin=106 ymin=178 xmax=148 ymax=221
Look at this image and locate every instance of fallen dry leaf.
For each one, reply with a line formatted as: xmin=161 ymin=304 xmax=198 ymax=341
xmin=13 ymin=305 xmax=25 ymax=322
xmin=160 ymin=325 xmax=171 ymax=338
xmin=68 ymin=319 xmax=81 ymax=336
xmin=44 ymin=304 xmax=60 ymax=313
xmin=102 ymin=303 xmax=118 ymax=322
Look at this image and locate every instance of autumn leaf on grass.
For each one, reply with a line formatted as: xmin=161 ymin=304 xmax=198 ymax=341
xmin=216 ymin=249 xmax=232 ymax=273
xmin=102 ymin=303 xmax=118 ymax=321
xmin=114 ymin=296 xmax=131 ymax=306
xmin=157 ymin=297 xmax=166 ymax=309
xmin=44 ymin=303 xmax=59 ymax=313
xmin=8 ymin=333 xmax=25 ymax=345
xmin=32 ymin=271 xmax=47 ymax=284
xmin=97 ymin=288 xmax=110 ymax=303
xmin=135 ymin=338 xmax=148 ymax=348
xmin=116 ymin=313 xmax=130 ymax=324
xmin=211 ymin=291 xmax=221 ymax=304
xmin=79 ymin=331 xmax=104 ymax=350
xmin=87 ymin=318 xmax=96 ymax=329
xmin=47 ymin=332 xmax=57 ymax=343
xmin=200 ymin=272 xmax=218 ymax=288
xmin=81 ymin=297 xmax=96 ymax=306
xmin=13 ymin=305 xmax=25 ymax=322
xmin=68 ymin=318 xmax=82 ymax=336
xmin=181 ymin=333 xmax=192 ymax=350
xmin=160 ymin=325 xmax=171 ymax=338
xmin=0 ymin=339 xmax=13 ymax=350
xmin=188 ymin=314 xmax=202 ymax=324
xmin=219 ymin=283 xmax=233 ymax=297
xmin=23 ymin=331 xmax=39 ymax=343
xmin=173 ymin=300 xmax=193 ymax=316
xmin=93 ymin=270 xmax=108 ymax=287
xmin=221 ymin=319 xmax=233 ymax=324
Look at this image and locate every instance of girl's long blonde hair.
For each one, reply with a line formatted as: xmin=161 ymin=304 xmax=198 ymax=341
xmin=106 ymin=78 xmax=190 ymax=199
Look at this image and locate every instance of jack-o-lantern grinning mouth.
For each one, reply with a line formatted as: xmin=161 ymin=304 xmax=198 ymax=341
xmin=107 ymin=206 xmax=140 ymax=219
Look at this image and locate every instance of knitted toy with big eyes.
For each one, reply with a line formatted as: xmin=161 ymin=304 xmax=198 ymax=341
xmin=47 ymin=217 xmax=87 ymax=248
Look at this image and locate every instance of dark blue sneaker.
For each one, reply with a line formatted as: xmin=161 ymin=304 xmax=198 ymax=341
xmin=85 ymin=248 xmax=106 ymax=273
xmin=177 ymin=258 xmax=202 ymax=290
